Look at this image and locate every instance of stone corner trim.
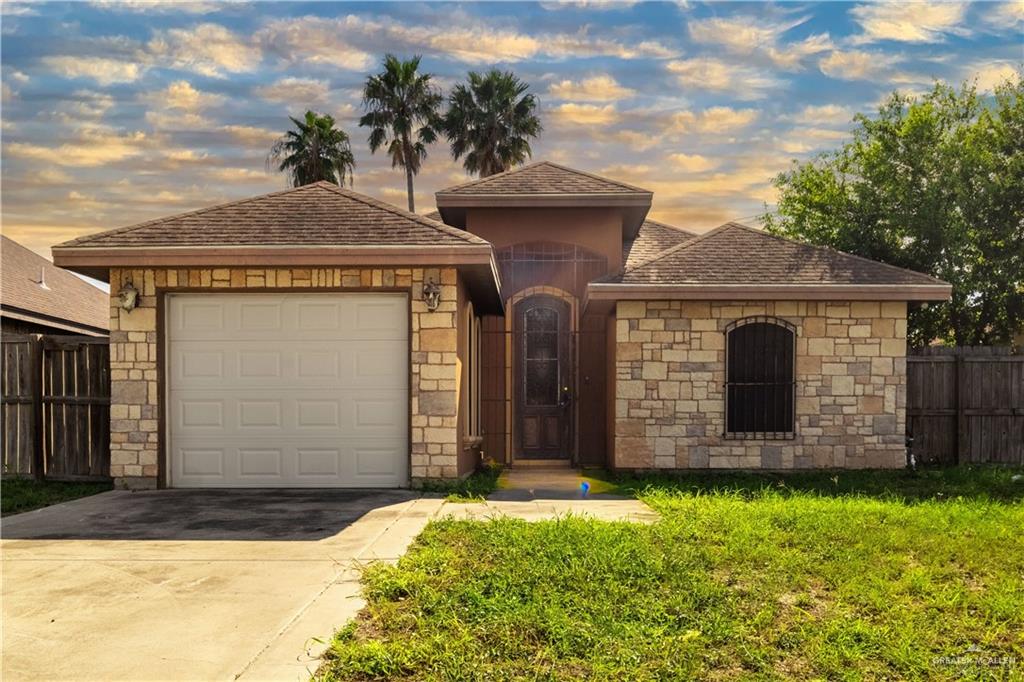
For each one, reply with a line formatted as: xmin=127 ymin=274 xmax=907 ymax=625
xmin=108 ymin=266 xmax=461 ymax=489
xmin=614 ymin=300 xmax=908 ymax=470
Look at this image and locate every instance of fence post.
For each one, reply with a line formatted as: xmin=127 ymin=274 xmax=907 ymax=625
xmin=955 ymin=351 xmax=966 ymax=465
xmin=29 ymin=335 xmax=45 ymax=480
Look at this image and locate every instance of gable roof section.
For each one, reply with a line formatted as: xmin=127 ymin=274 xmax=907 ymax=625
xmin=57 ymin=181 xmax=486 ymax=248
xmin=590 ymin=222 xmax=951 ymax=302
xmin=437 ymin=161 xmax=651 ymax=197
xmin=623 ymin=219 xmax=698 ymax=270
xmin=1 ymin=235 xmax=108 ymax=335
xmin=51 ymin=181 xmax=503 ymax=313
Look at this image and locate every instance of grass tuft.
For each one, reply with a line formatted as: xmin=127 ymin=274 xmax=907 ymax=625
xmin=319 ymin=466 xmax=1024 ymax=680
xmin=416 ymin=462 xmax=502 ymax=502
xmin=1 ymin=478 xmax=112 ymax=516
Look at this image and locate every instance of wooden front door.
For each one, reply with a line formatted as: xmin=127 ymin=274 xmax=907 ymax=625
xmin=515 ymin=295 xmax=572 ymax=459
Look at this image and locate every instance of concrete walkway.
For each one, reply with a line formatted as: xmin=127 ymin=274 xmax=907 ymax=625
xmin=445 ymin=467 xmax=659 ymax=523
xmin=1 ymin=490 xmax=445 ymax=682
xmin=2 ymin=478 xmax=655 ymax=681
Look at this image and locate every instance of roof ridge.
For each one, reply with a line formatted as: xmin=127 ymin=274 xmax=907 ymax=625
xmin=623 ymin=221 xmax=736 ymax=274
xmin=722 ymin=221 xmax=949 ymax=285
xmin=56 ymin=183 xmax=324 ymax=248
xmin=640 ymin=218 xmax=699 ymax=239
xmin=316 ymin=183 xmax=487 ymax=245
xmin=436 ymin=160 xmax=547 ymax=194
xmin=437 ymin=160 xmax=651 ymax=195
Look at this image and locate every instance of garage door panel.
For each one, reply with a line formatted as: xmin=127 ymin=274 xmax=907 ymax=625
xmin=168 ymin=340 xmax=407 ymax=388
xmin=170 ymin=438 xmax=407 ymax=487
xmin=168 ymin=293 xmax=408 ymax=488
xmin=170 ymin=389 xmax=405 ymax=436
xmin=171 ymin=295 xmax=408 ymax=342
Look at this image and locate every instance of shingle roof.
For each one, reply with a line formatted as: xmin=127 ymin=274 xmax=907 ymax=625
xmin=438 ymin=161 xmax=651 ymax=196
xmin=57 ymin=182 xmax=487 ymax=248
xmin=623 ymin=219 xmax=698 ymax=270
xmin=1 ymin=235 xmax=108 ymax=332
xmin=614 ymin=222 xmax=947 ymax=286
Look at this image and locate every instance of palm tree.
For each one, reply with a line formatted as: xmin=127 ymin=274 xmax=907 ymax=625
xmin=444 ymin=69 xmax=542 ymax=177
xmin=359 ymin=54 xmax=442 ymax=212
xmin=268 ymin=111 xmax=355 ymax=187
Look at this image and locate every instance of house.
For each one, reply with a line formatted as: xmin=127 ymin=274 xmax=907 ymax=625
xmin=1 ymin=234 xmax=108 ymax=337
xmin=51 ymin=162 xmax=951 ymax=490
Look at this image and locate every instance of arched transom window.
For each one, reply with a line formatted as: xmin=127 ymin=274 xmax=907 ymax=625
xmin=725 ymin=317 xmax=796 ymax=438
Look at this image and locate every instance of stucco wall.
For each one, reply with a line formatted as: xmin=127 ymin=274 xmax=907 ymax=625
xmin=108 ymin=266 xmax=460 ymax=489
xmin=614 ymin=300 xmax=908 ymax=469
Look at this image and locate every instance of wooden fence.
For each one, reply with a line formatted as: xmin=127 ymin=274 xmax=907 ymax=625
xmin=907 ymin=346 xmax=1024 ymax=465
xmin=1 ymin=335 xmax=110 ymax=480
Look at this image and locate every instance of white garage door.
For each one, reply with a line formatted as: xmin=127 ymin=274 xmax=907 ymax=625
xmin=167 ymin=293 xmax=408 ymax=488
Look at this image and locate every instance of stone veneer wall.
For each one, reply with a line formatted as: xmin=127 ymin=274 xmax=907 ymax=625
xmin=615 ymin=300 xmax=907 ymax=469
xmin=108 ymin=266 xmax=460 ymax=489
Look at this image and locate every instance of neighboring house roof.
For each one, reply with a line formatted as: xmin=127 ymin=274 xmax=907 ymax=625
xmin=590 ymin=222 xmax=952 ymax=302
xmin=437 ymin=161 xmax=651 ymax=196
xmin=423 ymin=210 xmax=442 ymax=222
xmin=623 ymin=219 xmax=699 ymax=270
xmin=1 ymin=235 xmax=108 ymax=335
xmin=52 ymin=182 xmax=503 ymax=313
xmin=58 ymin=181 xmax=486 ymax=248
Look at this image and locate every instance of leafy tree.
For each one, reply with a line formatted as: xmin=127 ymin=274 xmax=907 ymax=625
xmin=764 ymin=75 xmax=1023 ymax=347
xmin=444 ymin=69 xmax=542 ymax=177
xmin=360 ymin=54 xmax=442 ymax=212
xmin=268 ymin=110 xmax=355 ymax=187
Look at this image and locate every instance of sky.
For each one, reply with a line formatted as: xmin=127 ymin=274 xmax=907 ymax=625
xmin=1 ymin=0 xmax=1021 ymax=258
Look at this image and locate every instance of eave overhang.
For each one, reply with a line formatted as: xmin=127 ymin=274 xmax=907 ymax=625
xmin=584 ymin=282 xmax=953 ymax=314
xmin=0 ymin=305 xmax=108 ymax=336
xmin=52 ymin=244 xmax=505 ymax=314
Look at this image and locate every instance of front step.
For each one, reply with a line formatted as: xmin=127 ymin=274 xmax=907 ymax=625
xmin=507 ymin=459 xmax=573 ymax=469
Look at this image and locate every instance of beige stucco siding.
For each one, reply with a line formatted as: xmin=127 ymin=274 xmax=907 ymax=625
xmin=614 ymin=300 xmax=908 ymax=469
xmin=108 ymin=266 xmax=460 ymax=489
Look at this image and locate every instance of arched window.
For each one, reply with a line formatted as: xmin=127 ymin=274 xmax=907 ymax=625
xmin=725 ymin=317 xmax=796 ymax=438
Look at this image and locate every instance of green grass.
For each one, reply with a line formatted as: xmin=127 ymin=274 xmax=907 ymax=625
xmin=1 ymin=478 xmax=112 ymax=516
xmin=417 ymin=464 xmax=502 ymax=502
xmin=319 ymin=466 xmax=1024 ymax=680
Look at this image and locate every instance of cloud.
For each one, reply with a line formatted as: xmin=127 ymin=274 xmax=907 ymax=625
xmin=667 ymin=152 xmax=718 ymax=173
xmin=849 ymin=1 xmax=970 ymax=44
xmin=548 ymin=75 xmax=635 ymax=101
xmin=687 ymin=15 xmax=832 ymax=69
xmin=551 ymin=103 xmax=622 ymax=125
xmin=6 ymin=126 xmax=148 ymax=166
xmin=671 ymin=106 xmax=759 ymax=134
xmin=143 ymin=80 xmax=224 ymax=111
xmin=783 ymin=104 xmax=856 ymax=127
xmin=818 ymin=49 xmax=896 ymax=80
xmin=144 ymin=110 xmax=213 ymax=130
xmin=41 ymin=56 xmax=142 ymax=84
xmin=256 ymin=17 xmax=375 ymax=69
xmin=969 ymin=61 xmax=1021 ymax=93
xmin=983 ymin=1 xmax=1024 ymax=29
xmin=56 ymin=90 xmax=116 ymax=121
xmin=254 ymin=77 xmax=330 ymax=105
xmin=204 ymin=167 xmax=273 ymax=183
xmin=148 ymin=23 xmax=261 ymax=77
xmin=666 ymin=58 xmax=783 ymax=99
xmin=89 ymin=0 xmax=224 ymax=13
xmin=221 ymin=124 xmax=280 ymax=147
xmin=611 ymin=129 xmax=661 ymax=151
xmin=257 ymin=15 xmax=674 ymax=67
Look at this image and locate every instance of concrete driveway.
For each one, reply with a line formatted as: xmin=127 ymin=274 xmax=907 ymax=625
xmin=1 ymin=489 xmax=443 ymax=681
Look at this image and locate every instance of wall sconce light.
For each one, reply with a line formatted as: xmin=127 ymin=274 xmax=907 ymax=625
xmin=422 ymin=280 xmax=441 ymax=312
xmin=118 ymin=281 xmax=139 ymax=312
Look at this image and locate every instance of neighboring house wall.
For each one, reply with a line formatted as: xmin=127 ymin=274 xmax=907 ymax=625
xmin=615 ymin=300 xmax=908 ymax=469
xmin=107 ymin=266 xmax=460 ymax=489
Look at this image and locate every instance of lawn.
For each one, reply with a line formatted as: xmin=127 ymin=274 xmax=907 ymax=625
xmin=319 ymin=467 xmax=1024 ymax=681
xmin=1 ymin=478 xmax=113 ymax=516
